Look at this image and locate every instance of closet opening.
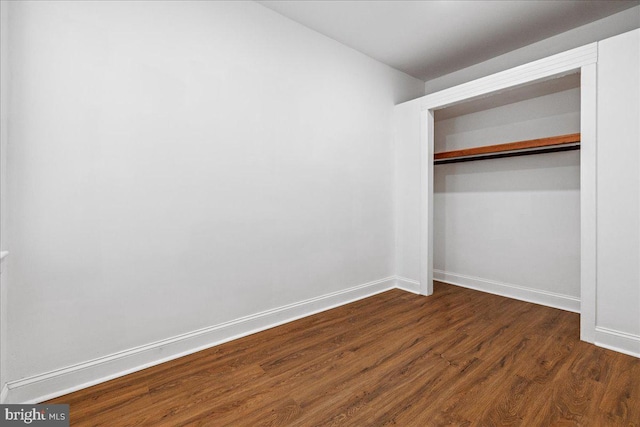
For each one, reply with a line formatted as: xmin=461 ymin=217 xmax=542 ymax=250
xmin=431 ymin=73 xmax=582 ymax=313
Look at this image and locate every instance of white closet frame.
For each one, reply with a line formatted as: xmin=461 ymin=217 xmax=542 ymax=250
xmin=417 ymin=43 xmax=598 ymax=343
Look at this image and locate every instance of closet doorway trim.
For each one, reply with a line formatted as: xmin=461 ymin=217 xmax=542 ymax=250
xmin=417 ymin=42 xmax=598 ymax=343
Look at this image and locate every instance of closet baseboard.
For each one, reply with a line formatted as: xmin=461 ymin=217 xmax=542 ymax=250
xmin=433 ymin=270 xmax=580 ymax=313
xmin=395 ymin=276 xmax=421 ymax=294
xmin=595 ymin=327 xmax=640 ymax=358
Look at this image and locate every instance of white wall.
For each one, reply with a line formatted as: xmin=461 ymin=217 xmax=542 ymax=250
xmin=433 ymin=88 xmax=581 ymax=308
xmin=425 ymin=5 xmax=640 ymax=94
xmin=0 ymin=0 xmax=10 ymax=398
xmin=595 ymin=29 xmax=640 ymax=355
xmin=394 ymin=98 xmax=423 ymax=286
xmin=5 ymin=0 xmax=424 ymax=395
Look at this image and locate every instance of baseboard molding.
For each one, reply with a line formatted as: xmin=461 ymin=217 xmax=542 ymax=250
xmin=595 ymin=326 xmax=640 ymax=358
xmin=5 ymin=277 xmax=397 ymax=404
xmin=5 ymin=272 xmax=596 ymax=404
xmin=395 ymin=276 xmax=421 ymax=294
xmin=433 ymin=270 xmax=580 ymax=313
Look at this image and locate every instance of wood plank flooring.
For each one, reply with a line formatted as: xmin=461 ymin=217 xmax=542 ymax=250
xmin=47 ymin=282 xmax=640 ymax=426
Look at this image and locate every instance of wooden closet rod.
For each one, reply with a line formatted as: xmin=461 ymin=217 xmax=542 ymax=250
xmin=434 ymin=133 xmax=580 ymax=165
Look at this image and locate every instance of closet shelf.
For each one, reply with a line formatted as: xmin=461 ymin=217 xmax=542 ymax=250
xmin=434 ymin=133 xmax=581 ymax=164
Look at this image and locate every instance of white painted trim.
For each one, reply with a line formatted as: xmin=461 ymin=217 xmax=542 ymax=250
xmin=0 ymin=251 xmax=7 ymax=262
xmin=0 ymin=384 xmax=7 ymax=404
xmin=434 ymin=270 xmax=581 ymax=313
xmin=5 ymin=277 xmax=397 ymax=404
xmin=395 ymin=276 xmax=421 ymax=294
xmin=414 ymin=42 xmax=598 ymax=344
xmin=580 ymin=63 xmax=598 ymax=343
xmin=421 ymin=43 xmax=598 ymax=110
xmin=419 ymin=109 xmax=434 ymax=296
xmin=595 ymin=327 xmax=640 ymax=358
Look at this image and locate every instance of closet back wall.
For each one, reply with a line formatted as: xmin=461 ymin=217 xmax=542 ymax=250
xmin=434 ymin=87 xmax=581 ymax=309
xmin=5 ymin=1 xmax=424 ymax=385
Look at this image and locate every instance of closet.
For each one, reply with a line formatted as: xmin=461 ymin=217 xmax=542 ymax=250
xmin=432 ymin=73 xmax=581 ymax=312
xmin=395 ymin=30 xmax=640 ymax=356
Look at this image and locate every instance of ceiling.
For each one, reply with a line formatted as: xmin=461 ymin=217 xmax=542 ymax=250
xmin=258 ymin=1 xmax=639 ymax=82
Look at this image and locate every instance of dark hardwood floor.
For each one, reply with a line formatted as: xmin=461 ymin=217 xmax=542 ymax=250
xmin=47 ymin=282 xmax=640 ymax=426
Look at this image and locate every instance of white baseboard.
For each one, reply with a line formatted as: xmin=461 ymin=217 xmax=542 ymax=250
xmin=5 ymin=277 xmax=397 ymax=404
xmin=395 ymin=276 xmax=421 ymax=294
xmin=7 ymin=272 xmax=610 ymax=404
xmin=595 ymin=326 xmax=640 ymax=358
xmin=433 ymin=270 xmax=580 ymax=313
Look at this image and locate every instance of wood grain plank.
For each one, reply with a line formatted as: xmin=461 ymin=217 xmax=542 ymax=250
xmin=434 ymin=132 xmax=581 ymax=160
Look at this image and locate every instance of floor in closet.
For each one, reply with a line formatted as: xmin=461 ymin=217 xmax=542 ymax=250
xmin=47 ymin=282 xmax=640 ymax=426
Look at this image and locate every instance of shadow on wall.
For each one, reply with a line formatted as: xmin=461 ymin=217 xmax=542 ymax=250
xmin=434 ymin=150 xmax=580 ymax=193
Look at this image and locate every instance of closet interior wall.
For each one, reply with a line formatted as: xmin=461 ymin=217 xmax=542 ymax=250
xmin=433 ymin=74 xmax=581 ymax=310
